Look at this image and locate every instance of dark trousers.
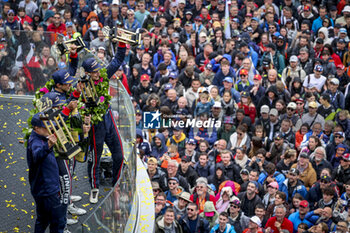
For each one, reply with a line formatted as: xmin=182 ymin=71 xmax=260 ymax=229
xmin=88 ymin=109 xmax=124 ymax=189
xmin=34 ymin=194 xmax=66 ymax=233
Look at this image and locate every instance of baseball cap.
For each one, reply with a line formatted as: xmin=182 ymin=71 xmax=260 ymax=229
xmin=246 ymin=13 xmax=253 ymax=17
xmin=169 ymin=72 xmax=177 ymax=79
xmin=303 ymin=5 xmax=310 ymax=11
xmin=260 ymin=105 xmax=270 ymax=114
xmin=277 ymin=35 xmax=285 ymax=41
xmin=250 ymin=216 xmax=261 ymax=227
xmin=343 ymin=6 xmax=350 ymax=13
xmin=150 ymin=7 xmax=157 ymax=12
xmin=269 ymin=108 xmax=278 ymax=117
xmin=274 ymin=132 xmax=283 ymax=140
xmin=136 ymin=44 xmax=145 ymax=50
xmin=82 ymin=58 xmax=102 ymax=73
xmin=287 ymin=102 xmax=297 ymax=109
xmin=140 ymin=74 xmax=150 ymax=81
xmin=31 ymin=112 xmax=46 ymax=128
xmin=268 ymin=181 xmax=279 ymax=189
xmin=266 ymin=43 xmax=276 ymax=50
xmin=223 ymin=77 xmax=233 ymax=83
xmin=213 ymin=102 xmax=222 ymax=108
xmin=90 ymin=21 xmax=99 ymax=31
xmin=148 ymin=157 xmax=157 ymax=164
xmin=241 ymin=92 xmax=249 ymax=98
xmin=223 ymin=116 xmax=234 ymax=124
xmin=185 ymin=11 xmax=193 ymax=15
xmin=289 ymin=168 xmax=300 ymax=175
xmin=272 ymin=32 xmax=280 ymax=38
xmin=135 ymin=108 xmax=142 ymax=115
xmin=252 ymin=17 xmax=259 ymax=21
xmin=232 ymin=18 xmax=240 ymax=23
xmin=185 ymin=21 xmax=192 ymax=26
xmin=168 ymin=177 xmax=179 ymax=183
xmin=299 ymin=153 xmax=309 ymax=159
xmin=330 ymin=78 xmax=340 ymax=85
xmin=314 ymin=64 xmax=323 ymax=72
xmin=213 ymin=21 xmax=221 ymax=28
xmin=316 ymin=38 xmax=324 ymax=44
xmin=337 ymin=64 xmax=345 ymax=69
xmin=186 ymin=138 xmax=196 ymax=145
xmin=170 ymin=2 xmax=177 ymax=7
xmin=253 ymin=74 xmax=262 ymax=81
xmin=334 ymin=131 xmax=345 ymax=138
xmin=299 ymin=200 xmax=309 ymax=208
xmin=181 ymin=155 xmax=191 ymax=162
xmin=194 ymin=16 xmax=202 ymax=22
xmin=66 ymin=21 xmax=73 ymax=27
xmin=337 ymin=143 xmax=347 ymax=150
xmin=230 ymin=199 xmax=241 ymax=207
xmin=240 ymin=168 xmax=249 ymax=175
xmin=308 ymin=101 xmax=318 ymax=109
xmin=172 ymin=32 xmax=180 ymax=38
xmin=164 ymin=83 xmax=173 ymax=91
xmin=199 ymin=32 xmax=207 ymax=38
xmin=340 ymin=28 xmax=347 ymax=34
xmin=240 ymin=69 xmax=248 ymax=75
xmin=178 ymin=0 xmax=186 ymax=4
xmin=52 ymin=69 xmax=75 ymax=84
xmin=289 ymin=55 xmax=298 ymax=63
xmin=158 ymin=6 xmax=165 ymax=12
xmin=41 ymin=92 xmax=65 ymax=107
xmin=102 ymin=1 xmax=109 ymax=6
xmin=7 ymin=9 xmax=15 ymax=15
xmin=206 ymin=63 xmax=213 ymax=70
xmin=342 ymin=153 xmax=350 ymax=161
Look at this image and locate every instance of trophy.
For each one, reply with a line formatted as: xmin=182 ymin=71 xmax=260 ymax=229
xmin=79 ymin=75 xmax=99 ymax=108
xmin=102 ymin=26 xmax=141 ymax=46
xmin=39 ymin=108 xmax=82 ymax=160
xmin=56 ymin=36 xmax=86 ymax=56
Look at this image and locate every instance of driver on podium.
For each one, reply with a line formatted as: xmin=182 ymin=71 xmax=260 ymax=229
xmin=81 ymin=40 xmax=126 ymax=204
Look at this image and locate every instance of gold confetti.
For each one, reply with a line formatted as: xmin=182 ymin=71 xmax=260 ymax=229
xmin=82 ymin=203 xmax=90 ymax=207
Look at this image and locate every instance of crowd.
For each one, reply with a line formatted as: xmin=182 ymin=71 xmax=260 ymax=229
xmin=1 ymin=0 xmax=350 ymax=232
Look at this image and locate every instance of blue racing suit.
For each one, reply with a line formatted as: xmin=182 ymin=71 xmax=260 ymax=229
xmin=27 ymin=130 xmax=66 ymax=233
xmin=88 ymin=45 xmax=126 ymax=188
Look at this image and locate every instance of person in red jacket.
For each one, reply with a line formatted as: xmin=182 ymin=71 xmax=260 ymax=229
xmin=265 ymin=205 xmax=293 ymax=233
xmin=190 ymin=179 xmax=216 ymax=213
xmin=47 ymin=12 xmax=66 ymax=44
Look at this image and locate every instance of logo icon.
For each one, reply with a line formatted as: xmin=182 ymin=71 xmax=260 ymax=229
xmin=143 ymin=111 xmax=162 ymax=129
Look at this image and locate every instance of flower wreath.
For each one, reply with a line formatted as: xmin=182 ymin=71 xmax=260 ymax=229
xmin=78 ymin=68 xmax=111 ymax=125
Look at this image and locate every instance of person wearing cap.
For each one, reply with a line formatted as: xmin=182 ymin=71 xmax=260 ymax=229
xmin=132 ymin=73 xmax=158 ymax=107
xmin=217 ymin=116 xmax=236 ymax=144
xmin=260 ymin=42 xmax=285 ymax=74
xmin=178 ymin=155 xmax=199 ymax=188
xmin=164 ymin=177 xmax=183 ymax=204
xmin=280 ymin=168 xmax=308 ymax=204
xmin=296 ymin=101 xmax=325 ymax=131
xmin=262 ymin=181 xmax=280 ymax=208
xmin=179 ymin=202 xmax=210 ymax=233
xmin=27 ymin=112 xmax=66 ymax=232
xmin=154 ymin=207 xmax=183 ymax=233
xmin=291 ymin=153 xmax=317 ymax=190
xmin=81 ymin=40 xmax=127 ymax=203
xmin=257 ymin=85 xmax=278 ymax=117
xmin=323 ymin=77 xmax=345 ymax=110
xmin=242 ymin=215 xmax=263 ymax=233
xmin=227 ymin=199 xmax=250 ymax=232
xmin=235 ymin=69 xmax=254 ymax=93
xmin=174 ymin=191 xmax=192 ymax=220
xmin=238 ymin=41 xmax=259 ymax=69
xmin=136 ymin=128 xmax=151 ymax=157
xmin=288 ymin=200 xmax=313 ymax=232
xmin=303 ymin=64 xmax=327 ymax=94
xmin=142 ymin=7 xmax=158 ymax=30
xmin=333 ymin=153 xmax=350 ymax=193
xmin=280 ymin=102 xmax=299 ymax=126
xmin=219 ymin=74 xmax=241 ymax=104
xmin=281 ymin=55 xmax=306 ymax=89
xmin=210 ymin=212 xmax=236 ymax=233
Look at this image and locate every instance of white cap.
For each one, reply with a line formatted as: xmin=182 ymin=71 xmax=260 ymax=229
xmin=250 ymin=216 xmax=261 ymax=227
xmin=342 ymin=6 xmax=350 ymax=13
xmin=90 ymin=21 xmax=99 ymax=31
xmin=287 ymin=102 xmax=297 ymax=109
xmin=111 ymin=0 xmax=119 ymax=5
xmin=213 ymin=102 xmax=222 ymax=108
xmin=330 ymin=78 xmax=339 ymax=85
xmin=178 ymin=0 xmax=186 ymax=4
xmin=289 ymin=55 xmax=298 ymax=63
xmin=199 ymin=32 xmax=207 ymax=38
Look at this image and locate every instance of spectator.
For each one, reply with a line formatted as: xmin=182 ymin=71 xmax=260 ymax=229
xmin=237 ymin=181 xmax=263 ymax=217
xmin=179 ymin=202 xmax=210 ymax=233
xmin=265 ymin=205 xmax=294 ymax=233
xmin=190 ymin=179 xmax=216 ymax=213
xmin=155 ymin=207 xmax=183 ymax=233
xmin=210 ymin=212 xmax=236 ymax=233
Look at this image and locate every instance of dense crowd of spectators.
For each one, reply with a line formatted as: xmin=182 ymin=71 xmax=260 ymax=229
xmin=1 ymin=0 xmax=350 ymax=232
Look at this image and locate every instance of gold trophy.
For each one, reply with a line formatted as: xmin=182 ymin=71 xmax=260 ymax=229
xmin=39 ymin=108 xmax=82 ymax=160
xmin=56 ymin=36 xmax=86 ymax=56
xmin=102 ymin=26 xmax=141 ymax=46
xmin=79 ymin=75 xmax=99 ymax=108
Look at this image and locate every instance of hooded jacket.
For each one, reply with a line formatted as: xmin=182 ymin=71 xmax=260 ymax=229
xmin=82 ymin=12 xmax=103 ymax=36
xmin=151 ymin=133 xmax=168 ymax=159
xmin=280 ymin=178 xmax=308 ymax=203
xmin=257 ymin=85 xmax=278 ymax=116
xmin=199 ymin=201 xmax=219 ymax=229
xmin=317 ymin=27 xmax=333 ymax=46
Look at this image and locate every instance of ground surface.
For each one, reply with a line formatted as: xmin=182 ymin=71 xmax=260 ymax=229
xmin=0 ymin=97 xmax=111 ymax=233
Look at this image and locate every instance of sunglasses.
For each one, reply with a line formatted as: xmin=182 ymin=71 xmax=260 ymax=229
xmin=320 ymin=180 xmax=330 ymax=184
xmin=187 ymin=208 xmax=195 ymax=211
xmin=240 ymin=75 xmax=247 ymax=77
xmin=230 ymin=205 xmax=239 ymax=208
xmin=169 ymin=182 xmax=177 ymax=185
xmin=287 ymin=108 xmax=295 ymax=111
xmin=335 ymin=135 xmax=344 ymax=138
xmin=296 ymin=102 xmax=303 ymax=105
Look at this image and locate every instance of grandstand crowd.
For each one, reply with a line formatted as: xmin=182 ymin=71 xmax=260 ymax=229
xmin=1 ymin=0 xmax=350 ymax=232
